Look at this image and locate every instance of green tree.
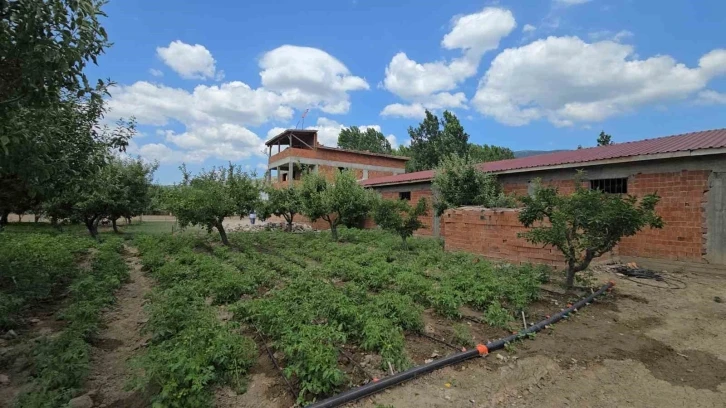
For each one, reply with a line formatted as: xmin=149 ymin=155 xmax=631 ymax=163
xmin=105 ymin=158 xmax=158 ymax=232
xmin=468 ymin=144 xmax=514 ymax=163
xmin=260 ymin=185 xmax=303 ymax=231
xmin=432 ymin=155 xmax=515 ymax=216
xmin=371 ymin=196 xmax=428 ymax=248
xmin=597 ymin=131 xmax=613 ymax=146
xmin=407 ymin=110 xmax=470 ymax=172
xmin=166 ymin=164 xmax=259 ymax=246
xmin=1 ymin=0 xmax=111 ymax=149
xmin=518 ymin=176 xmax=663 ymax=288
xmin=338 ymin=126 xmax=392 ymax=154
xmin=299 ymin=170 xmax=370 ymax=241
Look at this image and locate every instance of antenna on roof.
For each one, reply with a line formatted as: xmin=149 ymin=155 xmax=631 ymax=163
xmin=295 ymin=109 xmax=309 ymax=129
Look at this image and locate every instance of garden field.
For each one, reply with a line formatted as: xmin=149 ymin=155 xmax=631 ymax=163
xmin=132 ymin=227 xmax=551 ymax=406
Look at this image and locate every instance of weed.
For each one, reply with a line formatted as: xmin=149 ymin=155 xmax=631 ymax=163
xmin=452 ymin=323 xmax=475 ymax=348
xmin=483 ymin=301 xmax=513 ymax=329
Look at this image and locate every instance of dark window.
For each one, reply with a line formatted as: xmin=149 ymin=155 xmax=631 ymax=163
xmin=590 ymin=178 xmax=627 ymax=194
xmin=399 ymin=192 xmax=411 ymax=201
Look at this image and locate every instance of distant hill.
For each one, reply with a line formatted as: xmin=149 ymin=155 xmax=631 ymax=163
xmin=514 ymin=149 xmax=569 ymax=158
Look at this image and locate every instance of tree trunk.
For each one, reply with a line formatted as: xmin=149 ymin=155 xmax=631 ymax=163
xmin=34 ymin=214 xmax=40 ymax=223
xmin=401 ymin=235 xmax=408 ymax=250
xmin=126 ymin=216 xmax=132 ymax=224
xmin=565 ymin=267 xmax=576 ymax=289
xmin=17 ymin=213 xmax=22 ymax=222
xmin=112 ymin=218 xmax=120 ymax=233
xmin=85 ymin=218 xmax=99 ymax=240
xmin=0 ymin=210 xmax=9 ymax=226
xmin=216 ymin=223 xmax=230 ymax=246
xmin=285 ymin=213 xmax=294 ymax=232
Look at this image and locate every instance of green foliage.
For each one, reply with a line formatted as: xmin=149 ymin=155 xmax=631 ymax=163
xmin=483 ymin=301 xmax=513 ymax=329
xmin=597 ymin=131 xmax=613 ymax=146
xmin=299 ymin=170 xmax=370 ymax=241
xmin=468 ymin=144 xmax=515 ymax=163
xmin=0 ymin=232 xmax=89 ymax=329
xmin=433 ymin=155 xmax=516 ymax=216
xmin=452 ymin=323 xmax=474 ymax=348
xmin=406 ymin=110 xmax=469 ymax=172
xmin=15 ymin=238 xmax=128 ymax=408
xmin=518 ymin=175 xmax=663 ymax=287
xmin=337 ymin=126 xmax=392 ymax=154
xmin=371 ymin=196 xmax=428 ymax=247
xmin=166 ymin=164 xmax=259 ymax=245
xmin=132 ymin=235 xmax=258 ymax=408
xmin=259 ymin=184 xmax=302 ymax=231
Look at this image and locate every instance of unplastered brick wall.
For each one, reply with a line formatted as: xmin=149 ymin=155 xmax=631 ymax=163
xmin=618 ymin=170 xmax=710 ymax=262
xmin=442 ymin=207 xmax=568 ymax=267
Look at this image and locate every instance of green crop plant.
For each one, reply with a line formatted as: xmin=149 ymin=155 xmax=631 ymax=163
xmin=483 ymin=301 xmax=513 ymax=329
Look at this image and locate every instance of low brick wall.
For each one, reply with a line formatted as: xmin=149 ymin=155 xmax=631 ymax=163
xmin=441 ymin=207 xmax=568 ymax=266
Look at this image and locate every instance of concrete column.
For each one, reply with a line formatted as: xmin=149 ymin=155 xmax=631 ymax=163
xmin=276 ymin=166 xmax=281 ymax=183
xmin=288 ymin=157 xmax=294 ymax=186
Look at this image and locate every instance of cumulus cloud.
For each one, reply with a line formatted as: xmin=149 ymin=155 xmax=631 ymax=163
xmin=260 ymin=45 xmax=369 ymax=114
xmin=380 ymin=103 xmax=427 ymax=119
xmin=697 ymin=90 xmax=726 ymax=105
xmin=149 ymin=68 xmax=164 ymax=77
xmin=472 ymin=36 xmax=726 ymax=126
xmin=157 ymin=40 xmax=219 ymax=80
xmin=522 ymin=24 xmax=537 ymax=33
xmin=381 ymin=7 xmax=515 ymax=117
xmin=109 ymin=45 xmax=369 ymax=164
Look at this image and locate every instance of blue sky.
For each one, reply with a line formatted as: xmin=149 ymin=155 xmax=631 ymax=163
xmin=93 ymin=0 xmax=726 ymax=184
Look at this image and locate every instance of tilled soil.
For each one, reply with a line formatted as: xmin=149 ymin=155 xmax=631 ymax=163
xmin=82 ymin=245 xmax=152 ymax=408
xmin=352 ymin=269 xmax=726 ymax=408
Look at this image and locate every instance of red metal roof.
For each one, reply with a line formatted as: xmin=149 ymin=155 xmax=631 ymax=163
xmin=361 ymin=128 xmax=726 ymax=187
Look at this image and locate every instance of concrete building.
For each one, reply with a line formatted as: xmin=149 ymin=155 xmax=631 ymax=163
xmin=265 ymin=129 xmax=408 ymax=185
xmin=361 ymin=129 xmax=726 ymax=271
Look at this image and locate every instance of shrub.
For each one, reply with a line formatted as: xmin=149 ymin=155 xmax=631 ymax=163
xmin=519 ymin=175 xmax=663 ymax=288
xmin=371 ymin=196 xmax=428 ymax=248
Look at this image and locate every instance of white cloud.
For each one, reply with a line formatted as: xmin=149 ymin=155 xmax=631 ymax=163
xmin=133 ymin=143 xmax=195 ymax=164
xmin=554 ymin=0 xmax=591 ymax=6
xmin=259 ymin=45 xmax=369 ymax=114
xmin=149 ymin=68 xmax=164 ymax=77
xmin=473 ymin=36 xmax=726 ymax=126
xmin=380 ymin=103 xmax=427 ymax=119
xmin=109 ymin=45 xmax=369 ymax=164
xmin=522 ymin=24 xmax=536 ymax=33
xmin=589 ymin=29 xmax=633 ymax=42
xmin=696 ymin=90 xmax=726 ymax=105
xmin=157 ymin=40 xmax=219 ymax=80
xmin=381 ymin=7 xmax=516 ymax=117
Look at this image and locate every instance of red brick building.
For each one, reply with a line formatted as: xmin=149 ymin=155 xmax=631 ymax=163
xmin=361 ymin=129 xmax=726 ymax=272
xmin=265 ymin=129 xmax=408 ymax=186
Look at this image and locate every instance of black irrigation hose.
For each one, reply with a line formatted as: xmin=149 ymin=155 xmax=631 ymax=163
xmin=254 ymin=325 xmax=298 ymax=400
xmin=339 ymin=347 xmax=375 ymax=381
xmin=418 ymin=332 xmax=462 ymax=352
xmin=307 ymin=281 xmax=615 ymax=408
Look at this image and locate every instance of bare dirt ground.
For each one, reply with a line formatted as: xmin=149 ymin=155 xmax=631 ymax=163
xmin=352 ymin=268 xmax=726 ymax=408
xmin=83 ymin=245 xmax=152 ymax=408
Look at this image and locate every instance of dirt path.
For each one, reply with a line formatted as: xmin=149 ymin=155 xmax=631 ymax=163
xmin=352 ymin=269 xmax=726 ymax=408
xmin=83 ymin=245 xmax=152 ymax=408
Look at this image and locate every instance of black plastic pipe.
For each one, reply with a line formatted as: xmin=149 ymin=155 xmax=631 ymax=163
xmin=307 ymin=281 xmax=615 ymax=408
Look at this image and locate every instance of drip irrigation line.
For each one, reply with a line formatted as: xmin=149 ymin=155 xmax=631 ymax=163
xmin=254 ymin=325 xmax=297 ymax=400
xmin=613 ymin=266 xmax=687 ymax=289
xmin=307 ymin=281 xmax=615 ymax=408
xmin=338 ymin=348 xmax=375 ymax=380
xmin=418 ymin=332 xmax=462 ymax=352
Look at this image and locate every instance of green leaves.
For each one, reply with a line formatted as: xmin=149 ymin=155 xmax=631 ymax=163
xmin=518 ymin=177 xmax=664 ymax=287
xmin=338 ymin=126 xmax=393 ymax=154
xmin=433 ymin=155 xmax=516 ymax=216
xmin=371 ymin=196 xmax=428 ymax=246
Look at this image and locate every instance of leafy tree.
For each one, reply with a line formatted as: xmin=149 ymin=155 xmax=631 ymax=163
xmin=338 ymin=126 xmax=392 ymax=154
xmin=407 ymin=110 xmax=469 ymax=172
xmin=468 ymin=144 xmax=514 ymax=163
xmin=166 ymin=164 xmax=259 ymax=246
xmin=371 ymin=196 xmax=428 ymax=248
xmin=299 ymin=170 xmax=370 ymax=241
xmin=1 ymin=0 xmax=111 ymax=149
xmin=518 ymin=176 xmax=663 ymax=288
xmin=432 ymin=155 xmax=515 ymax=216
xmin=597 ymin=131 xmax=613 ymax=146
xmin=260 ymin=185 xmax=303 ymax=231
xmin=105 ymin=158 xmax=158 ymax=232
